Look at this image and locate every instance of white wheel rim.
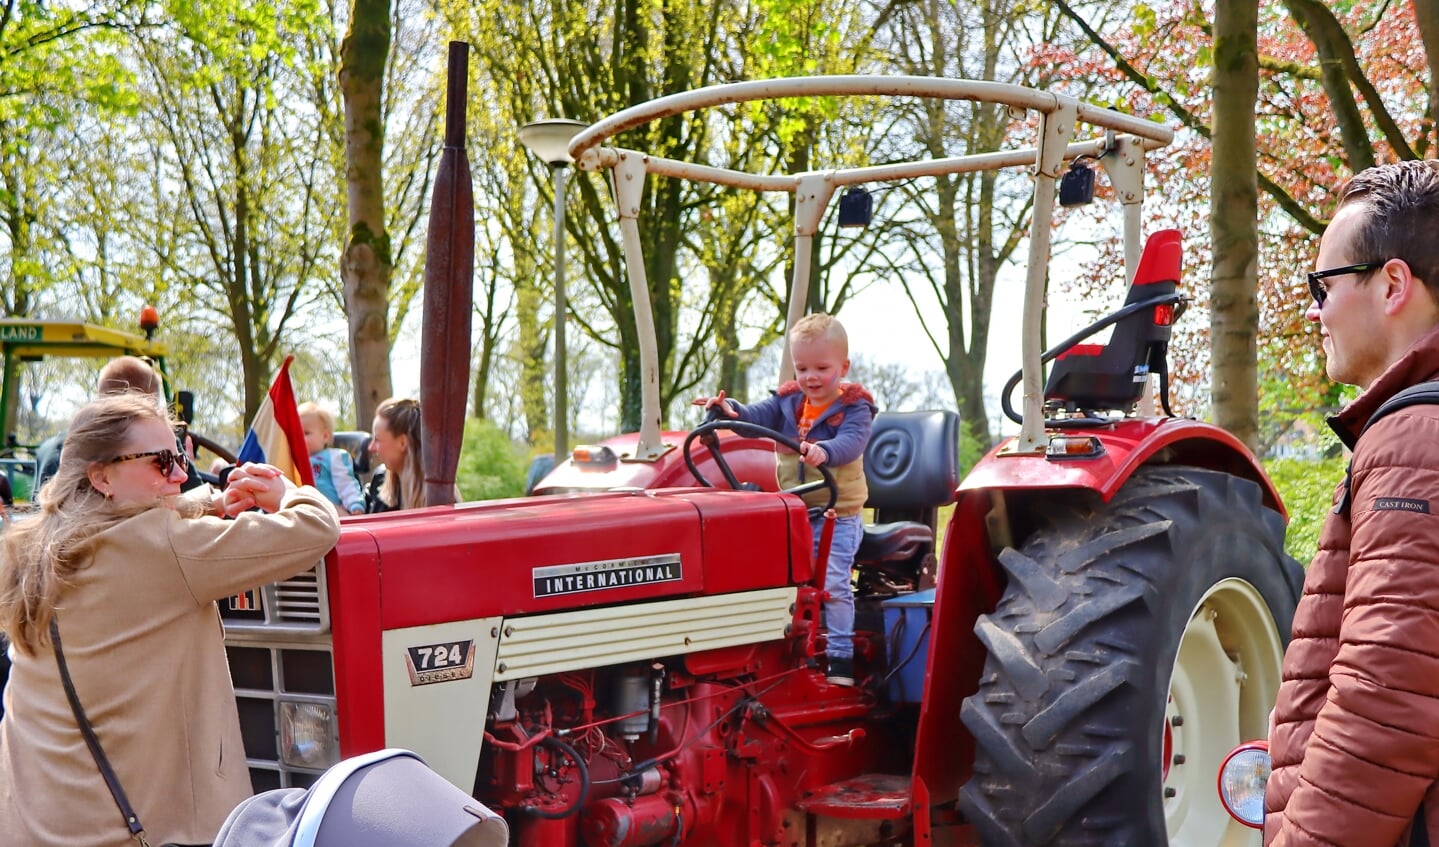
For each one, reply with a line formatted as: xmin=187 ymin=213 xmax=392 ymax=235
xmin=1165 ymin=577 xmax=1281 ymax=847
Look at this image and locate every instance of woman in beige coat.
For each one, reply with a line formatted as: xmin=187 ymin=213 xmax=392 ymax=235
xmin=0 ymin=392 xmax=341 ymax=846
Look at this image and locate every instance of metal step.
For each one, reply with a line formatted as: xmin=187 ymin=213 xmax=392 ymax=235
xmin=798 ymin=773 xmax=912 ymax=820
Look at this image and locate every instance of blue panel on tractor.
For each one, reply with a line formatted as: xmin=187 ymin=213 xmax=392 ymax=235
xmin=881 ymin=588 xmax=936 ymax=703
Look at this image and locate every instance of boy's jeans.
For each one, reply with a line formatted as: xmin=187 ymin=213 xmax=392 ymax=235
xmin=810 ymin=513 xmax=861 ymax=659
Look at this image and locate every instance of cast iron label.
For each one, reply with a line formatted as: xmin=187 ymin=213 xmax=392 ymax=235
xmin=405 ymin=640 xmax=477 ymax=686
xmin=1373 ymin=497 xmax=1431 ymax=514
xmin=532 ymin=554 xmax=683 ymax=598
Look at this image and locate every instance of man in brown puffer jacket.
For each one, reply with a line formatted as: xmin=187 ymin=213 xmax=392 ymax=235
xmin=1265 ymin=160 xmax=1439 ymax=846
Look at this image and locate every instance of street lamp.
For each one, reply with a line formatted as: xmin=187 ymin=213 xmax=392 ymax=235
xmin=519 ymin=118 xmax=587 ymax=464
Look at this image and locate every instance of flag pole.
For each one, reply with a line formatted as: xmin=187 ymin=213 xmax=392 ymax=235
xmin=420 ymin=41 xmax=473 ymax=507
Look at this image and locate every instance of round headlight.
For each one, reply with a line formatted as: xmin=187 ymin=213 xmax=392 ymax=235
xmin=280 ymin=700 xmax=338 ymax=770
xmin=1218 ymin=740 xmax=1270 ymax=829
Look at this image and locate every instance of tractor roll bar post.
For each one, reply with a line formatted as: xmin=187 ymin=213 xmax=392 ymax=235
xmin=1014 ymin=100 xmax=1078 ymax=453
xmin=611 ymin=152 xmax=668 ymax=460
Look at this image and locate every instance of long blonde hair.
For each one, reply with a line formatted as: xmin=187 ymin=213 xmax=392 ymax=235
xmin=375 ymin=397 xmax=423 ymax=510
xmin=0 ymin=393 xmax=198 ymax=655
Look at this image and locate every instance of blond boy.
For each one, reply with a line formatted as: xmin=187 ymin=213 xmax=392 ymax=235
xmin=694 ymin=314 xmax=876 ymax=686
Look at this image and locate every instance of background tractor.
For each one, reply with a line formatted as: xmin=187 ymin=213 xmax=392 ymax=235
xmin=0 ymin=309 xmax=239 ymax=502
xmin=220 ymin=61 xmax=1303 ymax=847
xmin=0 ymin=312 xmax=172 ymax=501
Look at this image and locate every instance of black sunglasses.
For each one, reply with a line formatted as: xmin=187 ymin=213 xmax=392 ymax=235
xmin=109 ymin=448 xmax=189 ymax=477
xmin=1307 ymin=261 xmax=1384 ymax=308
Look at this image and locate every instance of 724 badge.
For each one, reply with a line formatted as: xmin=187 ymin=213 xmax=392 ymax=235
xmin=404 ymin=639 xmax=476 ymax=686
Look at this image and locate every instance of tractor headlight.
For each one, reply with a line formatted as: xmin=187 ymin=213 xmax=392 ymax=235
xmin=1217 ymin=741 xmax=1270 ymax=829
xmin=279 ymin=700 xmax=338 ymax=770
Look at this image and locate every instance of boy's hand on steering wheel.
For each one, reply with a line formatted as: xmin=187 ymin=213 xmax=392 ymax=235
xmin=691 ymin=390 xmax=738 ymax=420
xmin=799 ymin=441 xmax=828 ymax=467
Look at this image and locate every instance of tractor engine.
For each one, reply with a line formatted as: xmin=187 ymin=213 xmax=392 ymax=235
xmin=481 ymin=665 xmax=724 ymax=846
xmin=475 ymin=622 xmax=906 ymax=847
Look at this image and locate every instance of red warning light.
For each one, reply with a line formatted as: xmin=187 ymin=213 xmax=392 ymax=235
xmin=139 ymin=304 xmax=160 ymax=333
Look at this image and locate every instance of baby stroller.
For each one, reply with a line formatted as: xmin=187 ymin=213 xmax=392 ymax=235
xmin=213 ymin=749 xmax=507 ymax=847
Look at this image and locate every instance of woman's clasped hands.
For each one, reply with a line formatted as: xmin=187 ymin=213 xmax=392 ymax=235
xmin=220 ymin=463 xmax=292 ymax=516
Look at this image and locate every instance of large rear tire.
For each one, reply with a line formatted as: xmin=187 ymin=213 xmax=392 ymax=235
xmin=958 ymin=466 xmax=1304 ymax=846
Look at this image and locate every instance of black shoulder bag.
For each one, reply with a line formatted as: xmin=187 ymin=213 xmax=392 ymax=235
xmin=49 ymin=616 xmax=152 ymax=847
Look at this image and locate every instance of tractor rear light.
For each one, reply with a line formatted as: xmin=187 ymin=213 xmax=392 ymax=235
xmin=1045 ymin=435 xmax=1105 ymax=460
xmin=1217 ymin=741 xmax=1269 ymax=829
xmin=572 ymin=445 xmax=618 ymax=468
xmin=1154 ymin=304 xmax=1175 ymax=326
xmin=279 ymin=700 xmax=339 ymax=770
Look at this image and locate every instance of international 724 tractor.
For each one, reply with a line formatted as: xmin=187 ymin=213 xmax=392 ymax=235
xmin=220 ymin=69 xmax=1304 ymax=846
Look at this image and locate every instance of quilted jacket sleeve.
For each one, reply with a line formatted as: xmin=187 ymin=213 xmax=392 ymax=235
xmin=169 ymin=485 xmax=342 ymax=604
xmin=1270 ymin=411 xmax=1439 ymax=846
xmin=812 ymin=399 xmax=873 ymax=467
xmin=730 ymin=393 xmax=787 ymax=432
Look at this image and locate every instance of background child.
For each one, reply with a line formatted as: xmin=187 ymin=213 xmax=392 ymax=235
xmin=694 ymin=313 xmax=874 ymax=686
xmin=298 ymin=402 xmax=366 ymax=515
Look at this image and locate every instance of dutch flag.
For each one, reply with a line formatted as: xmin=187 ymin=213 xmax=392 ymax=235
xmin=236 ymin=356 xmax=314 ymax=487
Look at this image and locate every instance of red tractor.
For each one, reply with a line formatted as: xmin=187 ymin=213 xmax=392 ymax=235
xmin=221 ymin=74 xmax=1302 ymax=847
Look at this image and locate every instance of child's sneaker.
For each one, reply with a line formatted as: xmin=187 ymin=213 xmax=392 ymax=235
xmin=826 ymin=655 xmax=856 ymax=687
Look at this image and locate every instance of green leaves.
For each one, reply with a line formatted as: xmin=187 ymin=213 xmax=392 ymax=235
xmin=1132 ymin=3 xmax=1157 ymax=38
xmin=1262 ymin=455 xmax=1344 ymax=564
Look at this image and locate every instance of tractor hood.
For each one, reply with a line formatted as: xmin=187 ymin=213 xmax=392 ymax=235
xmin=332 ymin=487 xmax=813 ymax=631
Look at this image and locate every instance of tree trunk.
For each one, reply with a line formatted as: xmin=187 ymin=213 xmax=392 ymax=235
xmin=1413 ymin=0 xmax=1439 ymax=154
xmin=0 ymin=154 xmax=32 ymax=440
xmin=472 ymin=251 xmax=503 ymax=418
xmin=339 ymin=0 xmax=394 ymax=429
xmin=516 ymin=250 xmax=549 ymax=443
xmin=225 ymin=124 xmax=266 ymax=423
xmin=925 ymin=0 xmax=1006 ymax=448
xmin=1281 ymin=0 xmax=1373 ymax=172
xmin=1210 ymin=0 xmax=1260 ymax=451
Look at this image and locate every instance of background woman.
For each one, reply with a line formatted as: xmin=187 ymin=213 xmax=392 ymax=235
xmin=366 ymin=397 xmax=423 ymax=512
xmin=0 ymin=393 xmax=340 ymax=847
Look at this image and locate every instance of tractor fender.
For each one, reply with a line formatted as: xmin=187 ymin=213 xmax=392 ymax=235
xmin=959 ymin=417 xmax=1285 ymax=518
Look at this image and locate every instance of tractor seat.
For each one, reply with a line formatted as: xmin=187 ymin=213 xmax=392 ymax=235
xmin=332 ymin=430 xmax=374 ymax=480
xmin=857 ymin=521 xmax=934 ymax=563
xmin=1043 ymin=228 xmax=1181 ymax=413
xmin=854 ymin=410 xmax=959 ymax=595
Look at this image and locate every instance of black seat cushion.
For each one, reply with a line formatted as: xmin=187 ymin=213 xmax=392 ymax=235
xmin=332 ymin=431 xmax=373 ymax=477
xmin=857 ymin=521 xmax=934 ymax=563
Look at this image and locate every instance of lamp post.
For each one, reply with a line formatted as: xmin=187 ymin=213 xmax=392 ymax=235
xmin=519 ymin=118 xmax=587 ymax=465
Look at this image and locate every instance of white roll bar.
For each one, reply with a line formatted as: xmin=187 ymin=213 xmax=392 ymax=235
xmin=570 ymin=75 xmax=1173 ymax=460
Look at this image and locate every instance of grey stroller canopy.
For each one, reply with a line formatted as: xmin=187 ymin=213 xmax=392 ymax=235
xmin=213 ymin=749 xmax=507 ymax=847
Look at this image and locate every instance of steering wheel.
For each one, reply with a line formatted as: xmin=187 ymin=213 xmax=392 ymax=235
xmin=187 ymin=430 xmax=238 ymax=487
xmin=682 ymin=417 xmax=838 ymax=517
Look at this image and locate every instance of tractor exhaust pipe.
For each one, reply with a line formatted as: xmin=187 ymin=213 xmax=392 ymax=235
xmin=419 ymin=41 xmax=474 ymax=507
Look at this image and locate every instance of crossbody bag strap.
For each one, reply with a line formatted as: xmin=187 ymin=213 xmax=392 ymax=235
xmin=49 ymin=617 xmax=151 ymax=847
xmin=1336 ymin=380 xmax=1439 ymax=517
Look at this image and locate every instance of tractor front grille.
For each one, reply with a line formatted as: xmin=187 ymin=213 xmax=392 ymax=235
xmin=272 ymin=569 xmax=324 ymax=625
xmin=219 ymin=563 xmax=329 ymax=635
xmin=221 ymin=562 xmax=337 ymax=792
xmin=227 ymin=642 xmax=337 ymax=792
